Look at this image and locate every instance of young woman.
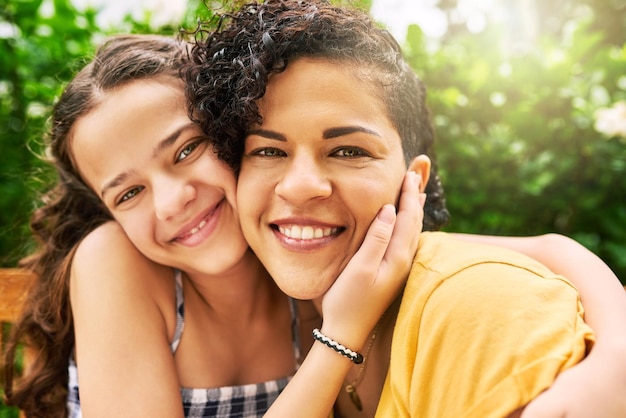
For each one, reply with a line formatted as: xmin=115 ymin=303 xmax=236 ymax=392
xmin=186 ymin=1 xmax=626 ymax=417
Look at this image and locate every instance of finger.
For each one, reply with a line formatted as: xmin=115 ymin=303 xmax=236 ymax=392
xmin=383 ymin=171 xmax=424 ymax=268
xmin=340 ymin=204 xmax=397 ymax=282
xmin=319 ymin=204 xmax=397 ymax=336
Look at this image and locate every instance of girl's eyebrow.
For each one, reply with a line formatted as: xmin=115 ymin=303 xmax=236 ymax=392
xmin=100 ymin=122 xmax=198 ymax=198
xmin=152 ymin=122 xmax=198 ymax=157
xmin=247 ymin=126 xmax=381 ymax=141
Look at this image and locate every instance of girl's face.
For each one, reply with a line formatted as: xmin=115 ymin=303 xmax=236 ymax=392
xmin=237 ymin=58 xmax=428 ymax=299
xmin=71 ymin=77 xmax=249 ymax=277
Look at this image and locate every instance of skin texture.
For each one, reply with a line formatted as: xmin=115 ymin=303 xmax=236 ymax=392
xmin=238 ymin=58 xmax=429 ymax=300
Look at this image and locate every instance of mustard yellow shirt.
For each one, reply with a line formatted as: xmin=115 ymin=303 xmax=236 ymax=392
xmin=376 ymin=232 xmax=594 ymax=418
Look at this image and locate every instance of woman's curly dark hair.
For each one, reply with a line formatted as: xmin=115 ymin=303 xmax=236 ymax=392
xmin=2 ymin=34 xmax=189 ymax=417
xmin=186 ymin=0 xmax=450 ymax=231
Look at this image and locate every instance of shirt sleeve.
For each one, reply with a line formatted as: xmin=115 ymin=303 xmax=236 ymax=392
xmin=409 ymin=262 xmax=594 ymax=418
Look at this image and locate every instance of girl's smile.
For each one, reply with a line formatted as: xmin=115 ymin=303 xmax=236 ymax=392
xmin=71 ymin=77 xmax=250 ymax=278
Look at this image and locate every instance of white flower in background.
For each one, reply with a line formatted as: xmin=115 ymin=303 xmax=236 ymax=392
xmin=371 ymin=0 xmax=448 ymax=41
xmin=594 ymin=101 xmax=626 ymax=138
xmin=70 ymin=0 xmax=188 ymax=29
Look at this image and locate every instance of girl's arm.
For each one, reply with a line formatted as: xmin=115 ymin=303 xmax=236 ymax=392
xmin=452 ymin=232 xmax=626 ymax=418
xmin=450 ymin=232 xmax=626 ymax=342
xmin=71 ymin=222 xmax=184 ymax=417
xmin=266 ymin=172 xmax=424 ymax=417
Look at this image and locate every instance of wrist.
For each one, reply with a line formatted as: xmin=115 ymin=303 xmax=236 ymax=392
xmin=312 ymin=328 xmax=364 ymax=364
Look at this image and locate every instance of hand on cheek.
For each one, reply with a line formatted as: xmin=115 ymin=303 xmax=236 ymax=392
xmin=319 ymin=170 xmax=425 ymax=350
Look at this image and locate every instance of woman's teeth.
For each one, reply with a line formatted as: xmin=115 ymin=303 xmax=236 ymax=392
xmin=278 ymin=225 xmax=338 ymax=240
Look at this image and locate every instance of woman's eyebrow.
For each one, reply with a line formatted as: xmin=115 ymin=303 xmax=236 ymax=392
xmin=247 ymin=126 xmax=381 ymax=141
xmin=323 ymin=126 xmax=381 ymax=139
xmin=247 ymin=129 xmax=286 ymax=141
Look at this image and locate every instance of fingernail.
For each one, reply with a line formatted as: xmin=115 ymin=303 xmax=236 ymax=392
xmin=378 ymin=204 xmax=396 ymax=224
xmin=419 ymin=193 xmax=427 ymax=206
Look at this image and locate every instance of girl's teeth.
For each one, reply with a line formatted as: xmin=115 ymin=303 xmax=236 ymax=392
xmin=189 ymin=219 xmax=207 ymax=235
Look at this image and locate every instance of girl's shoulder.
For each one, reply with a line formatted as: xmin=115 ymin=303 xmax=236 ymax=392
xmin=72 ymin=221 xmax=172 ymax=286
xmin=71 ymin=221 xmax=177 ymax=332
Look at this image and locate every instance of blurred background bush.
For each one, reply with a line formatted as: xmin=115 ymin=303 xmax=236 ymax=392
xmin=1 ymin=0 xmax=624 ymax=291
xmin=0 ymin=0 xmax=624 ymax=413
xmin=1 ymin=0 xmax=624 ymax=277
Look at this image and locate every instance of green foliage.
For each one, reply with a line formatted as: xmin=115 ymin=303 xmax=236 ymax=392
xmin=1 ymin=0 xmax=98 ymax=266
xmin=403 ymin=12 xmax=626 ymax=282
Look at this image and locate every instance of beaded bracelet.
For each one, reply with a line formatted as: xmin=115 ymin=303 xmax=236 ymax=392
xmin=312 ymin=328 xmax=364 ymax=364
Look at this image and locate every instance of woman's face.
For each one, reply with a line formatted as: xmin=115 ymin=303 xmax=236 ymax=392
xmin=237 ymin=58 xmax=425 ymax=299
xmin=71 ymin=77 xmax=249 ymax=277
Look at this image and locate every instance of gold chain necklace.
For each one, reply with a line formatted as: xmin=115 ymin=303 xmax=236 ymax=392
xmin=344 ymin=314 xmax=386 ymax=411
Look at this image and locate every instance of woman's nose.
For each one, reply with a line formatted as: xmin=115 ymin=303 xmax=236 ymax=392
xmin=274 ymin=158 xmax=332 ymax=204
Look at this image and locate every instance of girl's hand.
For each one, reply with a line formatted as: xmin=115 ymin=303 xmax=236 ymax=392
xmin=521 ymin=341 xmax=626 ymax=418
xmin=319 ymin=170 xmax=426 ymax=350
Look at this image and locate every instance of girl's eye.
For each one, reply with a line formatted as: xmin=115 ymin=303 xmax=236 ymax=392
xmin=332 ymin=147 xmax=370 ymax=158
xmin=177 ymin=141 xmax=201 ymax=162
xmin=250 ymin=147 xmax=286 ymax=157
xmin=117 ymin=186 xmax=144 ymax=205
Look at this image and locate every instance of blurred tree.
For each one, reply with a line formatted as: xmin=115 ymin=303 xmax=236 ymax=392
xmin=0 ymin=0 xmax=101 ymax=267
xmin=403 ymin=0 xmax=626 ymax=281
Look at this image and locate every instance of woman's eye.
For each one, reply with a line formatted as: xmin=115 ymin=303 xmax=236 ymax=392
xmin=118 ymin=186 xmax=144 ymax=205
xmin=177 ymin=141 xmax=201 ymax=162
xmin=250 ymin=147 xmax=286 ymax=157
xmin=332 ymin=147 xmax=370 ymax=158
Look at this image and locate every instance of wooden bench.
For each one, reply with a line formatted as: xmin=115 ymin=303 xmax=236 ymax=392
xmin=0 ymin=268 xmax=36 ymax=356
xmin=1 ymin=268 xmax=35 ymax=418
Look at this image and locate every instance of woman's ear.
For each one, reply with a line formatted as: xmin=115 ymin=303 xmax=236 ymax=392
xmin=407 ymin=155 xmax=430 ymax=192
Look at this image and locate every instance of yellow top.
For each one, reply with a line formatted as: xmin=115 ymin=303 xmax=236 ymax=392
xmin=375 ymin=232 xmax=594 ymax=418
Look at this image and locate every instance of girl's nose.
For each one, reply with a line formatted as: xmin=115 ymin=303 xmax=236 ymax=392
xmin=153 ymin=177 xmax=196 ymax=221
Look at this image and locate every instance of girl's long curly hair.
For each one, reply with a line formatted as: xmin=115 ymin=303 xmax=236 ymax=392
xmin=2 ymin=34 xmax=189 ymax=417
xmin=186 ymin=0 xmax=450 ymax=231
